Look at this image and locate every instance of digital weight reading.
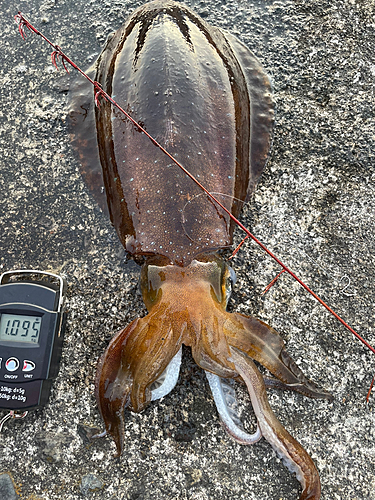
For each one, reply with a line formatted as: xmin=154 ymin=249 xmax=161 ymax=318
xmin=0 ymin=270 xmax=66 ymax=413
xmin=0 ymin=314 xmax=41 ymax=344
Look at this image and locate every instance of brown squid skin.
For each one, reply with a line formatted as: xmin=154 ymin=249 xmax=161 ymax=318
xmin=230 ymin=347 xmax=321 ymax=500
xmin=69 ymin=0 xmax=275 ymax=266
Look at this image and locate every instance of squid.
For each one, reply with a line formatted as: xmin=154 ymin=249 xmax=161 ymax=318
xmin=69 ymin=1 xmax=332 ymax=498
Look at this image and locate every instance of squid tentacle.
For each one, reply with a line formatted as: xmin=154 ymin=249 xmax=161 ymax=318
xmin=230 ymin=346 xmax=321 ymax=500
xmin=205 ymin=370 xmax=262 ymax=444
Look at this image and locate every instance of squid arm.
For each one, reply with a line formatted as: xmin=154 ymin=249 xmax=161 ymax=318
xmin=230 ymin=346 xmax=321 ymax=500
xmin=224 ymin=312 xmax=333 ymax=401
xmin=95 ymin=310 xmax=182 ymax=456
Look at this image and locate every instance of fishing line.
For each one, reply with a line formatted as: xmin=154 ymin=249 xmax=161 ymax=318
xmin=14 ymin=13 xmax=375 ymax=376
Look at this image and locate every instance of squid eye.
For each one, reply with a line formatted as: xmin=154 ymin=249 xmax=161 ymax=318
xmin=224 ymin=265 xmax=237 ymax=307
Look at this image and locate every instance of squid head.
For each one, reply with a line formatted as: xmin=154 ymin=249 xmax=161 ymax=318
xmin=95 ymin=254 xmax=331 ymax=457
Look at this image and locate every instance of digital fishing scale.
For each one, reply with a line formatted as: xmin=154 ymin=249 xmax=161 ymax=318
xmin=0 ymin=270 xmax=66 ymax=430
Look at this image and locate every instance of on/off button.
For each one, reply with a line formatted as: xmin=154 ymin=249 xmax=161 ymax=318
xmin=5 ymin=358 xmax=19 ymax=372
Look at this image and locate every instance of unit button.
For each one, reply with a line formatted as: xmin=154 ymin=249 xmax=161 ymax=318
xmin=5 ymin=357 xmax=19 ymax=372
xmin=22 ymin=360 xmax=36 ymax=372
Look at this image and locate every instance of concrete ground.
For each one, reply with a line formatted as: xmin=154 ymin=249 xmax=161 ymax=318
xmin=0 ymin=0 xmax=374 ymax=499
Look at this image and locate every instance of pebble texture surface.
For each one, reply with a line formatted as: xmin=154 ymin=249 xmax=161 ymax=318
xmin=0 ymin=0 xmax=374 ymax=499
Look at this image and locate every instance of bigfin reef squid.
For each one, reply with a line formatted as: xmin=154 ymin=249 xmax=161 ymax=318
xmin=69 ymin=1 xmax=332 ymax=498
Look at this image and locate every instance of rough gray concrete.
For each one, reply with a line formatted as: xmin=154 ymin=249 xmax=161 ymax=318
xmin=0 ymin=0 xmax=374 ymax=499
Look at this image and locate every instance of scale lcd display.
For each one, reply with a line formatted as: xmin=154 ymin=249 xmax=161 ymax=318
xmin=0 ymin=313 xmax=41 ymax=344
